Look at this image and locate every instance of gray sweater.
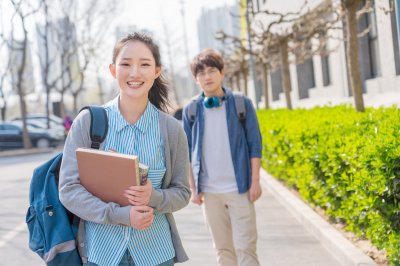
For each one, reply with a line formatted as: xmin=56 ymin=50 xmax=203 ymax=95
xmin=59 ymin=109 xmax=191 ymax=263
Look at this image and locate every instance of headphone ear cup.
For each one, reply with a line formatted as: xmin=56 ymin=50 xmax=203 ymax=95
xmin=204 ymin=97 xmax=214 ymax=108
xmin=212 ymin=96 xmax=220 ymax=107
xmin=203 ymin=96 xmax=221 ymax=108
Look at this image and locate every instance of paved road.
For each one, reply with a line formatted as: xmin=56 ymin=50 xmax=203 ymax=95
xmin=0 ymin=151 xmax=345 ymax=265
xmin=0 ymin=152 xmax=55 ymax=266
xmin=175 ymin=186 xmax=342 ymax=266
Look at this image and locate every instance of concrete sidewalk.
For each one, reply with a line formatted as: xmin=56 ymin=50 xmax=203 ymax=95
xmin=0 ymin=147 xmax=58 ymax=158
xmin=174 ymin=169 xmax=377 ymax=266
xmin=1 ymin=148 xmax=377 ymax=265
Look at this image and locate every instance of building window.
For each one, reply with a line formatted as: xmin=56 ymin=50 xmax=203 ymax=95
xmin=321 ymin=54 xmax=331 ymax=86
xmin=391 ymin=1 xmax=400 ymax=75
xmin=367 ymin=8 xmax=380 ymax=78
xmin=357 ymin=1 xmax=380 ymax=80
xmin=320 ymin=33 xmax=331 ymax=86
xmin=270 ymin=69 xmax=283 ymax=101
xmin=255 ymin=0 xmax=261 ymax=12
xmin=295 ymin=40 xmax=315 ymax=99
xmin=296 ymin=58 xmax=315 ymax=99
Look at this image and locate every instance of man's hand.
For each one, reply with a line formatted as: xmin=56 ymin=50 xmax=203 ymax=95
xmin=124 ymin=179 xmax=153 ymax=206
xmin=129 ymin=206 xmax=154 ymax=230
xmin=248 ymin=179 xmax=262 ymax=202
xmin=191 ymin=192 xmax=204 ymax=205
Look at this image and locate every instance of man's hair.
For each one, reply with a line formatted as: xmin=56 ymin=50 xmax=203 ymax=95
xmin=190 ymin=48 xmax=224 ymax=77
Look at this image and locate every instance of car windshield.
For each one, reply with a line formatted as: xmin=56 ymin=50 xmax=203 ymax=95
xmin=10 ymin=121 xmax=37 ymax=131
xmin=12 ymin=114 xmax=63 ymax=125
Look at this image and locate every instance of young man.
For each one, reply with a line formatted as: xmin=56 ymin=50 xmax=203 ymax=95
xmin=182 ymin=48 xmax=262 ymax=266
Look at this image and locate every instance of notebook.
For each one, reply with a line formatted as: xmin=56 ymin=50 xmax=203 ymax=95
xmin=76 ymin=148 xmax=142 ymax=206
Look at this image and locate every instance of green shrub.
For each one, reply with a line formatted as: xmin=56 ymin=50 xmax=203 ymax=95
xmin=258 ymin=105 xmax=400 ymax=265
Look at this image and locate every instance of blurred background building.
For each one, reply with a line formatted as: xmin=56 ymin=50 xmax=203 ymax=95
xmin=237 ymin=0 xmax=400 ymax=109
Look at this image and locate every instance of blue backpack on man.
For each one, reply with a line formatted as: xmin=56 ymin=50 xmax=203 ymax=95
xmin=26 ymin=106 xmax=108 ymax=266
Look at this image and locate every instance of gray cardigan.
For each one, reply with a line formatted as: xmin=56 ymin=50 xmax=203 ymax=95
xmin=59 ymin=109 xmax=191 ymax=263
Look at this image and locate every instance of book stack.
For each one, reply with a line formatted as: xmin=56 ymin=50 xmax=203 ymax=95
xmin=139 ymin=163 xmax=149 ymax=185
xmin=76 ymin=148 xmax=149 ymax=206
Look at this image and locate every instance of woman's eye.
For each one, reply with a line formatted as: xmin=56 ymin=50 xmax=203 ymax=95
xmin=142 ymin=63 xmax=150 ymax=67
xmin=120 ymin=63 xmax=129 ymax=66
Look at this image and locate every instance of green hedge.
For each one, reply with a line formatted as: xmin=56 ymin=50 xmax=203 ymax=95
xmin=258 ymin=105 xmax=400 ymax=265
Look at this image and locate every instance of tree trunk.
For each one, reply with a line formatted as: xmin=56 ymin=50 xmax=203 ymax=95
xmin=60 ymin=92 xmax=66 ymax=118
xmin=261 ymin=63 xmax=270 ymax=109
xmin=345 ymin=1 xmax=365 ymax=112
xmin=73 ymin=93 xmax=78 ymax=115
xmin=280 ymin=39 xmax=293 ymax=110
xmin=43 ymin=2 xmax=51 ymax=129
xmin=96 ymin=73 xmax=105 ymax=105
xmin=1 ymin=105 xmax=6 ymax=121
xmin=242 ymin=64 xmax=248 ymax=96
xmin=18 ymin=84 xmax=31 ymax=149
xmin=235 ymin=73 xmax=241 ymax=92
xmin=0 ymin=71 xmax=8 ymax=121
xmin=15 ymin=25 xmax=32 ymax=149
xmin=228 ymin=76 xmax=234 ymax=90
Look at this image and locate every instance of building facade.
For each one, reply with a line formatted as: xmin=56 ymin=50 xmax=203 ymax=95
xmin=250 ymin=0 xmax=400 ymax=109
xmin=197 ymin=4 xmax=241 ymax=52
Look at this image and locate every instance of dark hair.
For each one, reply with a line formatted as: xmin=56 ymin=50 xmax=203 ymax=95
xmin=112 ymin=32 xmax=169 ymax=112
xmin=190 ymin=48 xmax=224 ymax=77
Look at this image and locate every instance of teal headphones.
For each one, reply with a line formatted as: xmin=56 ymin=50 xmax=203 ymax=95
xmin=202 ymin=92 xmax=226 ymax=109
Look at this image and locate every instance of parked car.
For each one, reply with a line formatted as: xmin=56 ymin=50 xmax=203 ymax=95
xmin=18 ymin=120 xmax=65 ymax=140
xmin=0 ymin=121 xmax=64 ymax=150
xmin=12 ymin=114 xmax=64 ymax=130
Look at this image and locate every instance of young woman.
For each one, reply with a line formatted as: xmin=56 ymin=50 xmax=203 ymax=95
xmin=59 ymin=33 xmax=191 ymax=266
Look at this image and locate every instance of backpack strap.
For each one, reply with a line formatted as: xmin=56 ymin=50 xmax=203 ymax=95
xmin=233 ymin=92 xmax=246 ymax=123
xmin=188 ymin=93 xmax=246 ymax=126
xmin=79 ymin=106 xmax=108 ymax=149
xmin=188 ymin=99 xmax=198 ymax=126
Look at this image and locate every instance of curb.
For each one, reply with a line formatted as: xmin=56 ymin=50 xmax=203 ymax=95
xmin=260 ymin=168 xmax=377 ymax=266
xmin=0 ymin=148 xmax=56 ymax=158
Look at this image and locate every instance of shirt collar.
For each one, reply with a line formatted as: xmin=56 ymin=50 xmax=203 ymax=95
xmin=109 ymin=96 xmax=157 ymax=133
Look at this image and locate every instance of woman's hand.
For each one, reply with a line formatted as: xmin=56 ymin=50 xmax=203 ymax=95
xmin=129 ymin=206 xmax=154 ymax=230
xmin=124 ymin=179 xmax=153 ymax=206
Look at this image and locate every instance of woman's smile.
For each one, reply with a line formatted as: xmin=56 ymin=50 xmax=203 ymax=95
xmin=127 ymin=81 xmax=145 ymax=89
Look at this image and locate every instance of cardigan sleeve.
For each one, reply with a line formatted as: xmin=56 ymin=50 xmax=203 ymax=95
xmin=148 ymin=114 xmax=191 ymax=213
xmin=59 ymin=110 xmax=131 ymax=226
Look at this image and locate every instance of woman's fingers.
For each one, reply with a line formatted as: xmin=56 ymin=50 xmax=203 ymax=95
xmin=124 ymin=184 xmax=152 ymax=206
xmin=124 ymin=192 xmax=147 ymax=205
xmin=129 ymin=206 xmax=154 ymax=230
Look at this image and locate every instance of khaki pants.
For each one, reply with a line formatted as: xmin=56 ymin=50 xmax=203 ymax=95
xmin=202 ymin=192 xmax=259 ymax=266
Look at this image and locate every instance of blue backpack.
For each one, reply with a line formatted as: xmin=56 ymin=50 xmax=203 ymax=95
xmin=26 ymin=106 xmax=108 ymax=266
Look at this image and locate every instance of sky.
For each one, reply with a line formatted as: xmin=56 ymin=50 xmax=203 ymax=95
xmin=116 ymin=0 xmax=236 ymax=70
xmin=2 ymin=0 xmax=236 ymax=59
xmin=0 ymin=0 xmax=237 ymax=104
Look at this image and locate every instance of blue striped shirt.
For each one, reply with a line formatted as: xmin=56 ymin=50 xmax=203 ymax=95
xmin=85 ymin=97 xmax=175 ymax=266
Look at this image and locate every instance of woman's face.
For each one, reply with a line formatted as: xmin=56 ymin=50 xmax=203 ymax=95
xmin=109 ymin=41 xmax=160 ymax=101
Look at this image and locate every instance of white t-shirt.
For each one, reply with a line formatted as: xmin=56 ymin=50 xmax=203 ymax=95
xmin=199 ymin=102 xmax=237 ymax=193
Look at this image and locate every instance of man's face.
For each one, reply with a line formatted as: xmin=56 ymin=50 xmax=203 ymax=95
xmin=195 ymin=66 xmax=224 ymax=96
